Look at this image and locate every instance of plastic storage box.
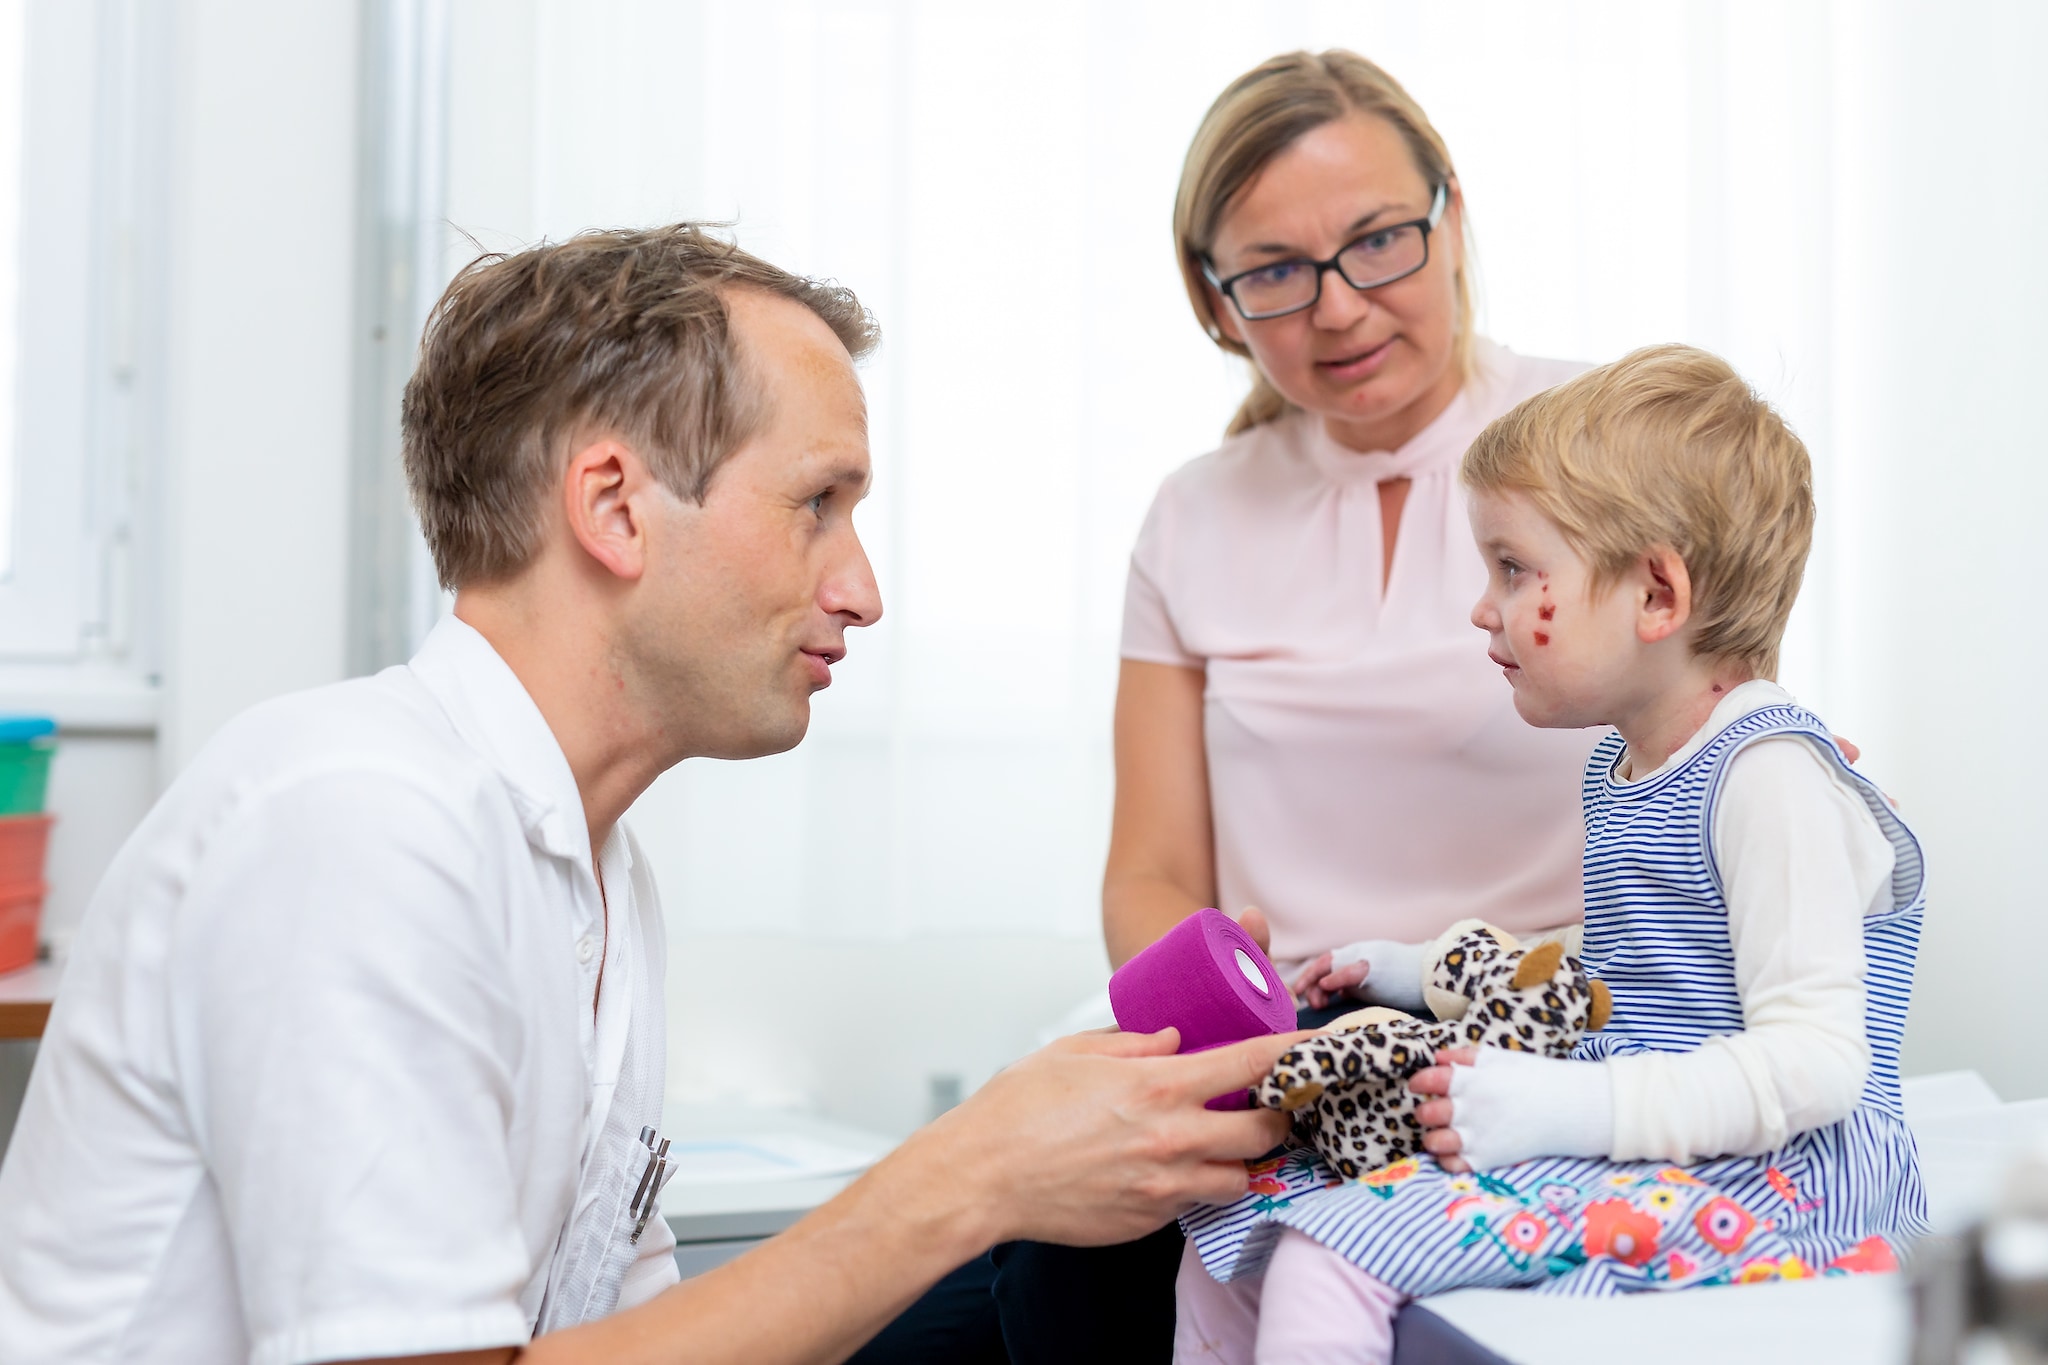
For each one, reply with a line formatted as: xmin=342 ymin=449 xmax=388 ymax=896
xmin=0 ymin=716 xmax=56 ymax=972
xmin=0 ymin=716 xmax=55 ymax=817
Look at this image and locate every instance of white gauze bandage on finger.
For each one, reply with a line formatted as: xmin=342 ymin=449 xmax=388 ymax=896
xmin=1446 ymin=1047 xmax=1615 ymax=1170
xmin=1327 ymin=938 xmax=1427 ymax=1011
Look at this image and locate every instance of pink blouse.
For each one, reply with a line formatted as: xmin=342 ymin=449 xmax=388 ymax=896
xmin=1121 ymin=340 xmax=1599 ymax=970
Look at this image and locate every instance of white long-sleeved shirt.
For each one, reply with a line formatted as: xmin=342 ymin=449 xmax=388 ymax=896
xmin=1448 ymin=681 xmax=1898 ymax=1169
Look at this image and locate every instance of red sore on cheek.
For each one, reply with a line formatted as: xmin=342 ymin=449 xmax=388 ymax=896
xmin=1538 ymin=604 xmax=1555 ymax=621
xmin=1534 ymin=632 xmax=1550 ymax=646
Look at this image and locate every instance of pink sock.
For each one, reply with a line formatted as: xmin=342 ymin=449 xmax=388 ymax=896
xmin=1251 ymin=1229 xmax=1404 ymax=1365
xmin=1174 ymin=1237 xmax=1262 ymax=1362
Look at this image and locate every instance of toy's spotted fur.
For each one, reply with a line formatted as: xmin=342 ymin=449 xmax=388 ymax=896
xmin=1253 ymin=925 xmax=1611 ymax=1180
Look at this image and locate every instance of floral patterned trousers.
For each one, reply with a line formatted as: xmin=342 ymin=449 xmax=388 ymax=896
xmin=1184 ymin=1147 xmax=1901 ymax=1299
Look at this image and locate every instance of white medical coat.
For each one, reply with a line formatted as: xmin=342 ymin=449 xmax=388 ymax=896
xmin=0 ymin=616 xmax=679 ymax=1364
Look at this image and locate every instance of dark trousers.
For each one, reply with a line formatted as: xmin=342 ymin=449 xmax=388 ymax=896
xmin=846 ymin=1222 xmax=1185 ymax=1365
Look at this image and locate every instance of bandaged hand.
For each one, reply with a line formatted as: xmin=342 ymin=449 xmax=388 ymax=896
xmin=1289 ymin=937 xmax=1428 ymax=1012
xmin=1411 ymin=1046 xmax=1613 ymax=1172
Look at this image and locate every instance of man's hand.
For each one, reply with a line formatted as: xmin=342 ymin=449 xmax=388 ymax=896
xmin=917 ymin=1027 xmax=1302 ymax=1248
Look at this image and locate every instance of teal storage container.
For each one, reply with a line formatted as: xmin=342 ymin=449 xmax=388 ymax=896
xmin=0 ymin=717 xmax=56 ymax=816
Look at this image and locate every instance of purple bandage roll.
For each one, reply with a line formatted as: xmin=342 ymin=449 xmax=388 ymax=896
xmin=1109 ymin=908 xmax=1296 ymax=1109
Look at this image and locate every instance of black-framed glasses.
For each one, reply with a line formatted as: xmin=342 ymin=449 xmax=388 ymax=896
xmin=1204 ymin=183 xmax=1448 ymax=321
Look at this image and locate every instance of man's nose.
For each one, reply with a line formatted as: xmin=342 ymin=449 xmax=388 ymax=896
xmin=822 ymin=530 xmax=884 ymax=627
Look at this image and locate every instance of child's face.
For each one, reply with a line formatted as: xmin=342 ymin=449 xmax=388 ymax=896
xmin=1466 ymin=489 xmax=1648 ymax=729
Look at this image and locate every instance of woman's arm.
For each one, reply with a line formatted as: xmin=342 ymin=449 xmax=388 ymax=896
xmin=1104 ymin=659 xmax=1217 ymax=968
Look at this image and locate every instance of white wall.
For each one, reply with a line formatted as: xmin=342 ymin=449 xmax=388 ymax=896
xmin=157 ymin=0 xmax=358 ymax=775
xmin=1827 ymin=2 xmax=2048 ymax=1097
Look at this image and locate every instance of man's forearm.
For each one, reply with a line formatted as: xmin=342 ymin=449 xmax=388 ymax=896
xmin=525 ymin=1131 xmax=990 ymax=1365
xmin=402 ymin=1030 xmax=1297 ymax=1365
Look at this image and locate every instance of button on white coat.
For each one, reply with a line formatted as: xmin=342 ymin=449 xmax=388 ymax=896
xmin=575 ymin=936 xmax=596 ymax=965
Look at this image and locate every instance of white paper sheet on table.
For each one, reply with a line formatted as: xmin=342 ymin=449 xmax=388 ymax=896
xmin=663 ymin=1133 xmax=883 ymax=1187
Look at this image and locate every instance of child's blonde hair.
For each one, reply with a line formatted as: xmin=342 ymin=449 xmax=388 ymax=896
xmin=1462 ymin=344 xmax=1814 ymax=678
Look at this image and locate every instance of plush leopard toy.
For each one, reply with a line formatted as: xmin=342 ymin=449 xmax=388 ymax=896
xmin=1253 ymin=921 xmax=1612 ymax=1179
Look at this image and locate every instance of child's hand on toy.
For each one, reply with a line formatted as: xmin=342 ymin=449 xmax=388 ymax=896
xmin=1413 ymin=1045 xmax=1614 ymax=1172
xmin=1411 ymin=1045 xmax=1479 ymax=1173
xmin=1288 ymin=938 xmax=1427 ymax=1012
xmin=1287 ymin=951 xmax=1368 ymax=1009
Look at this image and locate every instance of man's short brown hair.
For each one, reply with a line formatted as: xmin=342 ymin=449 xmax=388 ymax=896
xmin=402 ymin=224 xmax=879 ymax=589
xmin=1462 ymin=344 xmax=1815 ymax=677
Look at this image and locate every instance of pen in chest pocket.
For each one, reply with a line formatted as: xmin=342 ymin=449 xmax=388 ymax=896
xmin=629 ymin=1125 xmax=673 ymax=1245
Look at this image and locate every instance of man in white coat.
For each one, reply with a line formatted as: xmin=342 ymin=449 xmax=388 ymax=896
xmin=0 ymin=227 xmax=1293 ymax=1364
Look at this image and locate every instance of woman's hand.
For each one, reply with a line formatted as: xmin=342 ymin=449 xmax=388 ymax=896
xmin=1288 ymin=951 xmax=1369 ymax=1010
xmin=1237 ymin=905 xmax=1272 ymax=955
xmin=1410 ymin=1045 xmax=1478 ymax=1174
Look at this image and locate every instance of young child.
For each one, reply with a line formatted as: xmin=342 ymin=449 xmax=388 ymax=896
xmin=1173 ymin=344 xmax=1926 ymax=1363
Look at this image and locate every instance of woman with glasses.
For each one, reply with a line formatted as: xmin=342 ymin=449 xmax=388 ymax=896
xmin=1107 ymin=49 xmax=1599 ymax=1005
xmin=855 ymin=49 xmax=1600 ymax=1365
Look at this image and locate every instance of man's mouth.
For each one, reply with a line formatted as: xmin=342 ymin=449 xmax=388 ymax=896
xmin=801 ymin=646 xmax=844 ymax=686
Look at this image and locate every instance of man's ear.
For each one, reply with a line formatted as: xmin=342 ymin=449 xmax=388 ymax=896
xmin=1635 ymin=546 xmax=1693 ymax=646
xmin=563 ymin=436 xmax=652 ymax=583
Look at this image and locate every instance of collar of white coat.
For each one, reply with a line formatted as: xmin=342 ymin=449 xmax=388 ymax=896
xmin=406 ymin=613 xmax=626 ymax=876
xmin=1296 ymin=335 xmax=1513 ymax=486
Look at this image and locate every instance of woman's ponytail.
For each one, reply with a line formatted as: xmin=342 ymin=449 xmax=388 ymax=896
xmin=1225 ymin=367 xmax=1294 ymax=437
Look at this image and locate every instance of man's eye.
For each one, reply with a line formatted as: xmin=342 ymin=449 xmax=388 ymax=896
xmin=809 ymin=493 xmax=828 ymax=517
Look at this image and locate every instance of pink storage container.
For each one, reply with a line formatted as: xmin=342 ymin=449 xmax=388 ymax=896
xmin=0 ymin=880 xmax=48 ymax=974
xmin=0 ymin=814 xmax=54 ymax=972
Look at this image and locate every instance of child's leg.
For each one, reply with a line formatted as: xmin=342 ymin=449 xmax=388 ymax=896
xmin=1173 ymin=1237 xmax=1261 ymax=1363
xmin=1252 ymin=1229 xmax=1405 ymax=1365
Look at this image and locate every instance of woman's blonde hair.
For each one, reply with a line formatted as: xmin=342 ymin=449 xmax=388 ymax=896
xmin=1461 ymin=344 xmax=1815 ymax=678
xmin=1173 ymin=50 xmax=1475 ymax=437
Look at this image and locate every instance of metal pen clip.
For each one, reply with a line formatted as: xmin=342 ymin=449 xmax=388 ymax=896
xmin=628 ymin=1130 xmax=672 ymax=1245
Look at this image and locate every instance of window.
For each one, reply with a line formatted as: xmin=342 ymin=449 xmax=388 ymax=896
xmin=0 ymin=0 xmax=164 ymax=723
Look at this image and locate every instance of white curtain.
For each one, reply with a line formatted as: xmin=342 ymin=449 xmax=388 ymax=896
xmin=437 ymin=1 xmax=2046 ymax=1027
